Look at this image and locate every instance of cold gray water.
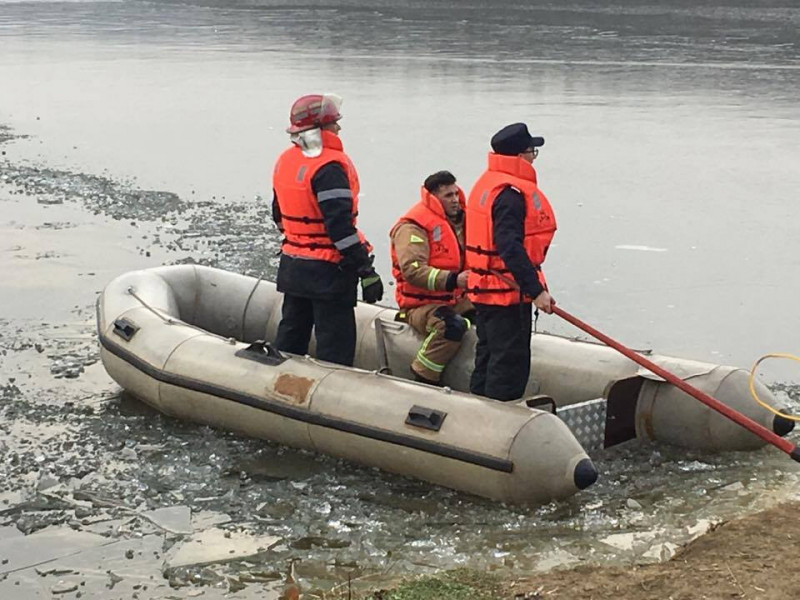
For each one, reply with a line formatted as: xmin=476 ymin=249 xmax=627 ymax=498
xmin=1 ymin=1 xmax=800 ymax=598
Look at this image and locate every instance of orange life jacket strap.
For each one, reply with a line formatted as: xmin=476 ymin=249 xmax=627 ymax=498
xmin=280 ymin=214 xmax=325 ymax=224
xmin=465 ymin=244 xmax=499 ymax=256
xmin=470 ymin=267 xmax=512 ymax=276
xmin=467 ymin=287 xmax=518 ymax=294
xmin=400 ymin=290 xmax=455 ymax=302
xmin=282 ymin=238 xmax=337 ymax=250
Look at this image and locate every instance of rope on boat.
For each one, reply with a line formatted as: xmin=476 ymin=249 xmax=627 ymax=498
xmin=124 ymin=284 xmax=402 ymax=377
xmin=749 ymin=353 xmax=800 ymax=422
xmin=127 ymin=286 xmax=175 ymax=325
xmin=241 ymin=273 xmax=265 ymax=340
xmin=126 ymin=286 xmax=235 ymax=344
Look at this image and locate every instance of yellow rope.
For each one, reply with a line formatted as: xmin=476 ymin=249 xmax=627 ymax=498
xmin=749 ymin=353 xmax=800 ymax=422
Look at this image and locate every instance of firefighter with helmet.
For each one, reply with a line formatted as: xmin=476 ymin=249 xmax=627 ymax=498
xmin=271 ymin=93 xmax=384 ymax=366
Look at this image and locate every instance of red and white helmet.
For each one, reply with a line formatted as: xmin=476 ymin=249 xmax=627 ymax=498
xmin=286 ymin=93 xmax=343 ymax=134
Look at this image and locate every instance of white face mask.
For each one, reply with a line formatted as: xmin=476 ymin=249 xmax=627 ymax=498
xmin=290 ymin=127 xmax=323 ymax=158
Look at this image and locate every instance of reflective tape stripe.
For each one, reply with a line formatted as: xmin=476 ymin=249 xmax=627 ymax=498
xmin=426 ymin=268 xmax=441 ymax=290
xmin=334 ymin=233 xmax=361 ymax=250
xmin=361 ymin=275 xmax=381 ymax=287
xmin=418 ymin=347 xmax=443 ymax=369
xmin=317 ymin=188 xmax=352 ymax=202
xmin=417 ymin=330 xmax=445 ymax=373
xmin=421 ymin=328 xmax=437 ymax=351
xmin=416 ymin=352 xmax=444 ymax=373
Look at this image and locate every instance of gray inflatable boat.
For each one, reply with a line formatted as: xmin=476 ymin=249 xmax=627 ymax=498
xmin=96 ymin=265 xmax=794 ymax=505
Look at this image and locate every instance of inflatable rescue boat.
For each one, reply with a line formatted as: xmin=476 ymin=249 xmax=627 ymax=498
xmin=96 ymin=265 xmax=794 ymax=504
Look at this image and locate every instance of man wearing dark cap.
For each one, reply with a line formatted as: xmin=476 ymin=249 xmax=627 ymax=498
xmin=464 ymin=123 xmax=557 ymax=401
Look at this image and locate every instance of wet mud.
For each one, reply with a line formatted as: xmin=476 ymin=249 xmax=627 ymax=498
xmin=2 ymin=123 xmax=799 ymax=599
xmin=503 ymin=500 xmax=800 ymax=600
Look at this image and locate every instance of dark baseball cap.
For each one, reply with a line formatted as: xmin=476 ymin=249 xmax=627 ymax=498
xmin=490 ymin=123 xmax=545 ymax=156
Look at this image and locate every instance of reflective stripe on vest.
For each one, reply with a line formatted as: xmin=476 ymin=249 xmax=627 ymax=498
xmin=465 ymin=153 xmax=556 ymax=306
xmin=390 ymin=187 xmax=465 ymax=310
xmin=272 ymin=130 xmax=370 ymax=263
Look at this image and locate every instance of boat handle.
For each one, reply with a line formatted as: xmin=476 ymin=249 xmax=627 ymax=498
xmin=234 ymin=340 xmax=286 ymax=366
xmin=112 ymin=318 xmax=139 ymax=342
xmin=405 ymin=405 xmax=447 ymax=432
xmin=524 ymin=395 xmax=557 ymax=415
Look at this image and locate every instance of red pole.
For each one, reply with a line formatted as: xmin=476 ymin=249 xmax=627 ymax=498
xmin=552 ymin=306 xmax=799 ymax=461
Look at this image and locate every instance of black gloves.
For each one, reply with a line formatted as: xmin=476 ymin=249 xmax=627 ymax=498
xmin=359 ymin=267 xmax=384 ymax=304
xmin=338 ymin=242 xmax=372 ymax=274
xmin=433 ymin=306 xmax=471 ymax=341
xmin=338 ymin=244 xmax=383 ymax=303
xmin=444 ymin=271 xmax=458 ymax=292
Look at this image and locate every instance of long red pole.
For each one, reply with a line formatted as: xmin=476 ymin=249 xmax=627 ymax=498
xmin=552 ymin=305 xmax=799 ymax=461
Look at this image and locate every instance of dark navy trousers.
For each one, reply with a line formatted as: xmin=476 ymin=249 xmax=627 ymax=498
xmin=469 ymin=302 xmax=533 ymax=401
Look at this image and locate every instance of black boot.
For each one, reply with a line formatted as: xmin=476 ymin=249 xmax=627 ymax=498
xmin=412 ymin=368 xmax=440 ymax=387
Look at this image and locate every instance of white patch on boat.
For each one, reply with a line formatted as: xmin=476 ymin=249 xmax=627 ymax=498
xmin=615 ymin=244 xmax=668 ymax=252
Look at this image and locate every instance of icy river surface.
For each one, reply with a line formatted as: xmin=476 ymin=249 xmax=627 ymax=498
xmin=1 ymin=0 xmax=800 ymax=598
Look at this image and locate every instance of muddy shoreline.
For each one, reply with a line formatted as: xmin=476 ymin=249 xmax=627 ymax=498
xmin=511 ymin=499 xmax=800 ymax=600
xmin=375 ymin=500 xmax=800 ymax=599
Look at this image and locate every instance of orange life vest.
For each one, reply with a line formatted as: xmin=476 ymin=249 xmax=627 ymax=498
xmin=390 ymin=187 xmax=466 ymax=309
xmin=272 ymin=130 xmax=370 ymax=263
xmin=465 ymin=153 xmax=557 ymax=306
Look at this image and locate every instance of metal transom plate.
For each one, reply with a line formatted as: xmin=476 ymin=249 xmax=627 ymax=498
xmin=557 ymin=398 xmax=607 ymax=451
